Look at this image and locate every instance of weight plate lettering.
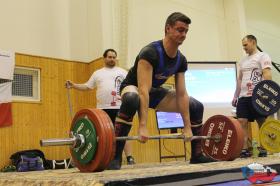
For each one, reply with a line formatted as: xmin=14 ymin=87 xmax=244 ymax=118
xmin=70 ymin=108 xmax=107 ymax=172
xmin=252 ymin=80 xmax=280 ymax=116
xmin=71 ymin=117 xmax=97 ymax=164
xmin=259 ymin=119 xmax=280 ymax=153
xmin=201 ymin=115 xmax=244 ymax=161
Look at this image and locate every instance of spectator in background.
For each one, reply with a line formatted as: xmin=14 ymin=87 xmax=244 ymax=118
xmin=232 ymin=35 xmax=272 ymax=158
xmin=66 ymin=49 xmax=136 ymax=165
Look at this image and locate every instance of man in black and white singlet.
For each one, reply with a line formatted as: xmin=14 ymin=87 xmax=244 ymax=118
xmin=108 ymin=12 xmax=214 ymax=170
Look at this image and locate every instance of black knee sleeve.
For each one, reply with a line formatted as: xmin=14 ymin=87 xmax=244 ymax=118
xmin=119 ymin=92 xmax=140 ymax=121
xmin=189 ymin=97 xmax=204 ymax=125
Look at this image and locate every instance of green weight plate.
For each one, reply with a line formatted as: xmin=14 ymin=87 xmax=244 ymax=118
xmin=260 ymin=119 xmax=280 ymax=153
xmin=71 ymin=117 xmax=97 ymax=165
xmin=70 ymin=108 xmax=108 ymax=172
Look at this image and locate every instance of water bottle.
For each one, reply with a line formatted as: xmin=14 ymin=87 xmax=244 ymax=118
xmin=252 ymin=139 xmax=259 ymax=158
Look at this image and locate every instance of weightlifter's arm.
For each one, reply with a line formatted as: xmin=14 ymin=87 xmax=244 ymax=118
xmin=66 ymin=72 xmax=97 ymax=91
xmin=137 ymin=59 xmax=153 ymax=142
xmin=175 ymin=72 xmax=192 ymax=138
xmin=262 ymin=68 xmax=272 ymax=80
xmin=65 ymin=80 xmax=90 ymax=90
xmin=232 ymin=70 xmax=242 ymax=107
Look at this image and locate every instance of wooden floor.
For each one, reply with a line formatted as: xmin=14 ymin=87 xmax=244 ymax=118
xmin=1 ymin=155 xmax=280 ymax=186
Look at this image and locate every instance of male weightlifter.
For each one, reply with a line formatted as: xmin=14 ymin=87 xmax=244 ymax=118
xmin=232 ymin=35 xmax=272 ymax=158
xmin=108 ymin=12 xmax=214 ymax=170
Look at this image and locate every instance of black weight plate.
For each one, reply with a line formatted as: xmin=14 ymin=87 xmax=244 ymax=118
xmin=252 ymin=80 xmax=280 ymax=116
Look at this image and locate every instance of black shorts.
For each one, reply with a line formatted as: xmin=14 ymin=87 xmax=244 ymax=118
xmin=149 ymin=87 xmax=169 ymax=108
xmin=102 ymin=109 xmax=119 ymax=124
xmin=236 ymin=97 xmax=266 ymax=122
xmin=120 ymin=84 xmax=203 ymax=123
xmin=149 ymin=87 xmax=203 ymax=123
xmin=120 ymin=84 xmax=169 ymax=109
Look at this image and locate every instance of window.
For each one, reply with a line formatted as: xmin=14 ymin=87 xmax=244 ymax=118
xmin=12 ymin=67 xmax=40 ymax=102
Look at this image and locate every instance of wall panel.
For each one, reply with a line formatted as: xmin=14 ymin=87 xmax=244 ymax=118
xmin=0 ymin=54 xmax=101 ymax=168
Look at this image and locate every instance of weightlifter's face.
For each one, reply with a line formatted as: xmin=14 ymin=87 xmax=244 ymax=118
xmin=166 ymin=21 xmax=189 ymax=45
xmin=242 ymin=38 xmax=255 ymax=55
xmin=104 ymin=51 xmax=117 ymax=67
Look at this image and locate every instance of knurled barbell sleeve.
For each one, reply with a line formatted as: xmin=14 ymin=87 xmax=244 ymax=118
xmin=40 ymin=138 xmax=76 ymax=147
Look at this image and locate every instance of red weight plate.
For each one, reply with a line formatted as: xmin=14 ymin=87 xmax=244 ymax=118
xmin=91 ymin=109 xmax=110 ymax=172
xmin=95 ymin=109 xmax=116 ymax=171
xmin=81 ymin=109 xmax=115 ymax=172
xmin=70 ymin=108 xmax=108 ymax=172
xmin=107 ymin=117 xmax=116 ymax=164
xmin=102 ymin=112 xmax=116 ymax=170
xmin=227 ymin=116 xmax=244 ymax=160
xmin=92 ymin=109 xmax=113 ymax=171
xmin=201 ymin=115 xmax=244 ymax=161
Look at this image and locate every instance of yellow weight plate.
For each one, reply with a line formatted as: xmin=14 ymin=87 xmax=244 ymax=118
xmin=259 ymin=119 xmax=280 ymax=153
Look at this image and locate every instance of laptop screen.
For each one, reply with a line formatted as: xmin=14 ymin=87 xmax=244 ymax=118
xmin=156 ymin=111 xmax=184 ymax=130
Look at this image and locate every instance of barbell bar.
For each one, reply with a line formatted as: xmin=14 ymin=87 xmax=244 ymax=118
xmin=116 ymin=134 xmax=221 ymax=141
xmin=40 ymin=133 xmax=222 ymax=149
xmin=40 ymin=108 xmax=245 ymax=172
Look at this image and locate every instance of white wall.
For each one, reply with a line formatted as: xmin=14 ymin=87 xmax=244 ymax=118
xmin=0 ymin=0 xmax=70 ymax=60
xmin=243 ymin=0 xmax=280 ymax=83
xmin=68 ymin=0 xmax=104 ymax=62
xmin=123 ymin=0 xmax=230 ymax=68
xmin=223 ymin=0 xmax=247 ymax=61
xmin=0 ymin=0 xmax=104 ymax=62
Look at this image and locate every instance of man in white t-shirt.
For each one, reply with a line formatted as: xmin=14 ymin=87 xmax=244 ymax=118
xmin=66 ymin=49 xmax=136 ymax=165
xmin=232 ymin=35 xmax=272 ymax=158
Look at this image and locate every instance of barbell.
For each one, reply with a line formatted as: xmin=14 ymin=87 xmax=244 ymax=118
xmin=39 ymin=80 xmax=279 ymax=172
xmin=252 ymin=80 xmax=280 ymax=116
xmin=40 ymin=108 xmax=245 ymax=172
